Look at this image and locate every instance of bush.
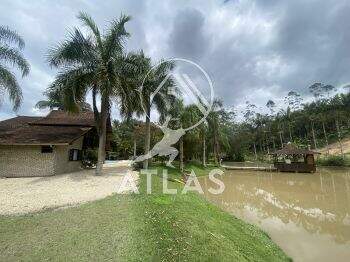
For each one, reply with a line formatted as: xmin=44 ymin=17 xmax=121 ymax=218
xmin=232 ymin=152 xmax=245 ymax=162
xmin=82 ymin=149 xmax=98 ymax=168
xmin=317 ymin=155 xmax=347 ymax=166
xmin=131 ymin=161 xmax=143 ymax=170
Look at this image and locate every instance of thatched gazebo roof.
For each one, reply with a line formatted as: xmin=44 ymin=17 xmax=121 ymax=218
xmin=270 ymin=144 xmax=321 ymax=156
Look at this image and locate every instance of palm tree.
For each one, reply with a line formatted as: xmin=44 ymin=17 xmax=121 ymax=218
xmin=183 ymin=104 xmax=204 ymax=167
xmin=165 ymin=98 xmax=204 ymax=171
xmin=47 ymin=12 xmax=135 ymax=175
xmin=135 ymin=53 xmax=176 ymax=169
xmin=36 ymin=86 xmax=92 ymax=111
xmin=207 ymin=99 xmax=227 ymax=165
xmin=0 ymin=26 xmax=30 ymax=111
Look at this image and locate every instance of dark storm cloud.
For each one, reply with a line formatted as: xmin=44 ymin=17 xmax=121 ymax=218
xmin=168 ymin=9 xmax=208 ymax=61
xmin=1 ymin=0 xmax=350 ymax=120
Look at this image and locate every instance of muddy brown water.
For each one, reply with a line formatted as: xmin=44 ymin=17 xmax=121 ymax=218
xmin=199 ymin=165 xmax=350 ymax=262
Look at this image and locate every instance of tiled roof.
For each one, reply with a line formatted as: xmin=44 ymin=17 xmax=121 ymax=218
xmin=0 ymin=116 xmax=42 ymax=132
xmin=0 ymin=125 xmax=92 ymax=145
xmin=32 ymin=110 xmax=95 ymax=127
xmin=0 ymin=111 xmax=94 ymax=145
xmin=270 ymin=144 xmax=321 ymax=155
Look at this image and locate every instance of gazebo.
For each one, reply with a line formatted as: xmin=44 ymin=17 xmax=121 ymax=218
xmin=270 ymin=144 xmax=321 ymax=173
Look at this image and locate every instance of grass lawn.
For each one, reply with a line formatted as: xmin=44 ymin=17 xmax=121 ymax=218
xmin=0 ymin=164 xmax=290 ymax=261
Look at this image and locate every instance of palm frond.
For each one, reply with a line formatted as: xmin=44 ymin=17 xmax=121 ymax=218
xmin=49 ymin=66 xmax=94 ymax=112
xmin=0 ymin=65 xmax=22 ymax=111
xmin=0 ymin=26 xmax=25 ymax=49
xmin=0 ymin=45 xmax=30 ymax=76
xmin=35 ymin=100 xmax=52 ymax=109
xmin=77 ymin=12 xmax=103 ymax=53
xmin=104 ymin=14 xmax=131 ymax=58
xmin=47 ymin=28 xmax=96 ymax=67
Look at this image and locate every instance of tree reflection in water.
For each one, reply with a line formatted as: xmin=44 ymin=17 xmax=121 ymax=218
xmin=201 ymin=167 xmax=350 ymax=260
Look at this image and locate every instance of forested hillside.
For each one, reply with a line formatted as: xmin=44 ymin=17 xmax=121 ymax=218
xmin=232 ymin=87 xmax=350 ymax=161
xmin=111 ymin=86 xmax=349 ymax=164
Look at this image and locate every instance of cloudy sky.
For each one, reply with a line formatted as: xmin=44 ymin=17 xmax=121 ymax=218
xmin=1 ymin=0 xmax=350 ymax=120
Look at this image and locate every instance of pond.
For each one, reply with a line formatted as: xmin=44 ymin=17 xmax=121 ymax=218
xmin=200 ymin=165 xmax=350 ymax=262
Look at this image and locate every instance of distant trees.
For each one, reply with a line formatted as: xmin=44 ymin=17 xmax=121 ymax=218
xmin=230 ymin=86 xmax=350 ymax=161
xmin=266 ymin=100 xmax=276 ymax=116
xmin=309 ymin=83 xmax=336 ymax=100
xmin=0 ymin=26 xmax=30 ymax=111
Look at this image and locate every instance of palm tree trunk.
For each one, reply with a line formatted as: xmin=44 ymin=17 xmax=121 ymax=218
xmin=95 ymin=95 xmax=108 ymax=175
xmin=259 ymin=140 xmax=263 ymax=153
xmin=143 ymin=102 xmax=151 ymax=169
xmin=253 ymin=142 xmax=257 ymax=161
xmin=311 ymin=121 xmax=317 ymax=149
xmin=265 ymin=135 xmax=270 ymax=154
xmin=213 ymin=128 xmax=219 ymax=165
xmin=133 ymin=139 xmax=137 ymax=158
xmin=322 ymin=121 xmax=329 ymax=154
xmin=336 ymin=119 xmax=344 ymax=158
xmin=288 ymin=124 xmax=293 ymax=142
xmin=279 ymin=131 xmax=283 ymax=148
xmin=202 ymin=134 xmax=206 ymax=167
xmin=179 ymin=136 xmax=184 ymax=172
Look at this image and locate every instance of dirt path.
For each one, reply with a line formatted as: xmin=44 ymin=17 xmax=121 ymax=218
xmin=0 ymin=160 xmax=138 ymax=215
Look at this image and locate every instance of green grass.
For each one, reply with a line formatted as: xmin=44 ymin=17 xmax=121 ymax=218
xmin=317 ymin=155 xmax=350 ymax=167
xmin=0 ymin=164 xmax=290 ymax=261
xmin=151 ymin=161 xmax=222 ymax=179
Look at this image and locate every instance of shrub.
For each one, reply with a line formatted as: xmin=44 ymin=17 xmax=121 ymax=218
xmin=131 ymin=161 xmax=143 ymax=170
xmin=82 ymin=149 xmax=98 ymax=168
xmin=232 ymin=152 xmax=245 ymax=162
xmin=317 ymin=155 xmax=346 ymax=166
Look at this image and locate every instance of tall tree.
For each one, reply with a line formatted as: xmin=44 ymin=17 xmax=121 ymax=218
xmin=0 ymin=26 xmax=30 ymax=111
xmin=284 ymin=91 xmax=303 ymax=142
xmin=47 ymin=12 xmax=134 ymax=175
xmin=266 ymin=99 xmax=276 ymax=116
xmin=134 ymin=53 xmax=176 ymax=169
xmin=208 ymin=99 xmax=234 ymax=165
xmin=266 ymin=99 xmax=276 ymax=152
xmin=242 ymin=101 xmax=258 ymax=158
xmin=309 ymin=82 xmax=336 ymax=100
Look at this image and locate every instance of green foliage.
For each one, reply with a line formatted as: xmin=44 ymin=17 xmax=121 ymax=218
xmin=235 ymin=92 xmax=350 ymax=161
xmin=317 ymin=155 xmax=349 ymax=167
xmin=82 ymin=149 xmax=98 ymax=167
xmin=36 ymin=86 xmax=92 ymax=111
xmin=46 ymin=12 xmax=136 ymax=118
xmin=232 ymin=151 xmax=245 ymax=162
xmin=0 ymin=26 xmax=30 ymax=111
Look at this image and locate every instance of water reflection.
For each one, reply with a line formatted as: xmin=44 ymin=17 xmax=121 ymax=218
xmin=200 ymin=166 xmax=350 ymax=262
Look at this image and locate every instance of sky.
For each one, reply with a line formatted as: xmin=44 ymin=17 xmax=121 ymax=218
xmin=1 ymin=0 xmax=350 ymax=120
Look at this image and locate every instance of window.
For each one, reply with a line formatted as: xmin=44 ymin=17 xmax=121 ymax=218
xmin=41 ymin=146 xmax=53 ymax=153
xmin=69 ymin=149 xmax=82 ymax=161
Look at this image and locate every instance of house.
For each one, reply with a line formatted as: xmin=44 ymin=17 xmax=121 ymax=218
xmin=0 ymin=110 xmax=99 ymax=177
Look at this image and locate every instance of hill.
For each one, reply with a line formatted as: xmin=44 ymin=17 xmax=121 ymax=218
xmin=319 ymin=138 xmax=350 ymax=155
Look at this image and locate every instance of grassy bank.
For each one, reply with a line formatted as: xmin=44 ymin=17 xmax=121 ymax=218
xmin=0 ymin=165 xmax=290 ymax=261
xmin=316 ymin=154 xmax=350 ymax=167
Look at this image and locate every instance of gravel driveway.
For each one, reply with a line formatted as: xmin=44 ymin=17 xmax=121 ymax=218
xmin=0 ymin=160 xmax=138 ymax=215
